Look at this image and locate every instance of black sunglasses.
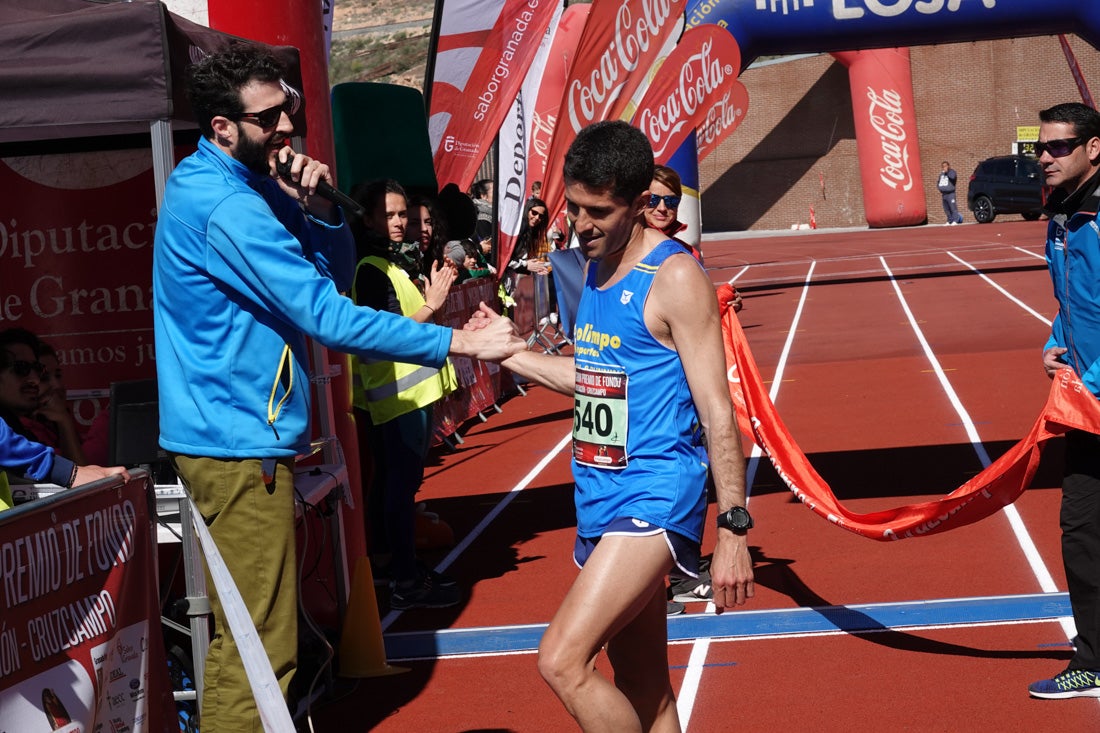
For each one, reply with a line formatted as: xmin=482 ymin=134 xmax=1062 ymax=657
xmin=1035 ymin=137 xmax=1084 ymax=158
xmin=229 ymin=98 xmax=297 ymax=129
xmin=646 ymin=194 xmax=681 ymax=209
xmin=7 ymin=360 xmax=45 ymax=379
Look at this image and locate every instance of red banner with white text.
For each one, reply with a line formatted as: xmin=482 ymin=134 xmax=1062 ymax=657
xmin=717 ymin=284 xmax=1100 ymax=541
xmin=540 ymin=0 xmax=686 ymax=227
xmin=428 ymin=0 xmax=561 ymax=192
xmin=631 ymin=25 xmax=748 ymax=163
xmin=0 ymin=476 xmax=175 ymax=732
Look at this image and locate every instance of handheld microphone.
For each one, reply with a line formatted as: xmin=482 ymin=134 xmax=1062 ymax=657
xmin=275 ymin=152 xmax=365 ymax=219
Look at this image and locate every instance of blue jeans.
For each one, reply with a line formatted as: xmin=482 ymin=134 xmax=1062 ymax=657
xmin=941 ymin=193 xmax=962 ymax=223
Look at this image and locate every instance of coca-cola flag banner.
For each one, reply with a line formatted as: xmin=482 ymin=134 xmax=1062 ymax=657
xmin=428 ymin=0 xmax=561 ymax=192
xmin=0 ymin=477 xmax=175 ymax=732
xmin=540 ymin=0 xmax=687 ymax=228
xmin=631 ymin=25 xmax=748 ymax=163
xmin=495 ymin=0 xmax=564 ymax=273
xmin=717 ymin=284 xmax=1099 ymax=541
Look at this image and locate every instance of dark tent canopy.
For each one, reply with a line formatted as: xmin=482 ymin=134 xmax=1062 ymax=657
xmin=0 ymin=0 xmax=305 ymax=145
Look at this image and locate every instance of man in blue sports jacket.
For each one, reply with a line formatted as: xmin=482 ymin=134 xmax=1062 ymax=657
xmin=153 ymin=45 xmax=522 ymax=731
xmin=1030 ymin=102 xmax=1100 ymax=700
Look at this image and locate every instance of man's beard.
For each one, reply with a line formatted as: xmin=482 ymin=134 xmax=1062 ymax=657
xmin=234 ymin=124 xmax=272 ymax=176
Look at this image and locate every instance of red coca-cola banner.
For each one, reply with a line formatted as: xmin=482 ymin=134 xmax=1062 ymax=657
xmin=0 ymin=476 xmax=175 ymax=732
xmin=540 ymin=0 xmax=686 ymax=225
xmin=428 ymin=0 xmax=560 ymax=191
xmin=631 ymin=25 xmax=748 ymax=163
xmin=717 ymin=283 xmax=1100 ymax=541
xmin=832 ymin=49 xmax=927 ymax=228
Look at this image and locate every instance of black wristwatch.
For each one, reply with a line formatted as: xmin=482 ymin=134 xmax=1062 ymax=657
xmin=716 ymin=506 xmax=753 ymax=533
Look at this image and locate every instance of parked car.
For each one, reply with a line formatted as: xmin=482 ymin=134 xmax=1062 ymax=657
xmin=966 ymin=155 xmax=1049 ymax=223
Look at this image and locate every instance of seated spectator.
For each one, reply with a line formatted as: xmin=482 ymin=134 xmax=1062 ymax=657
xmin=35 ymin=340 xmax=110 ymax=466
xmin=1 ymin=330 xmax=110 ymax=467
xmin=350 ymin=179 xmax=462 ymax=610
xmin=26 ymin=340 xmax=88 ymax=465
xmin=0 ymin=328 xmax=45 ymax=444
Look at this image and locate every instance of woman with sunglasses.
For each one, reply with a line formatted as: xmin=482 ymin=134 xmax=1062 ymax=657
xmin=503 ymin=197 xmax=552 ymax=297
xmin=644 ymin=166 xmax=742 ymax=312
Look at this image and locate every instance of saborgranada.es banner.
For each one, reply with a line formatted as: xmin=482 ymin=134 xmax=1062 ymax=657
xmin=428 ymin=0 xmax=560 ymax=191
xmin=540 ymin=0 xmax=686 ymax=225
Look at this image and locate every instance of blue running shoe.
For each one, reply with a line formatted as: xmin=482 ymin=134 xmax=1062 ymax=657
xmin=1028 ymin=668 xmax=1100 ymax=699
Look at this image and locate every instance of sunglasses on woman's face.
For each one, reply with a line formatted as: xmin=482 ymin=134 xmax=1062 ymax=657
xmin=646 ymin=194 xmax=681 ymax=209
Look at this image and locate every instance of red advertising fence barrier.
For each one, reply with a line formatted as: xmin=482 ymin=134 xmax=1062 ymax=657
xmin=0 ymin=473 xmax=175 ymax=732
xmin=431 ymin=276 xmax=514 ymax=443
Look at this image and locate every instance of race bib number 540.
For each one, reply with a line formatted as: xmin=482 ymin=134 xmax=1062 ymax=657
xmin=573 ymin=365 xmax=628 ymax=469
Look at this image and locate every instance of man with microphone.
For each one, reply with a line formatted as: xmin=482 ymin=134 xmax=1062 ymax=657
xmin=153 ymin=45 xmax=523 ymax=731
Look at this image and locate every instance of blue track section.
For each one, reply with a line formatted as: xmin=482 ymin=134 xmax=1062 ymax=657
xmin=383 ymin=592 xmax=1071 ymax=661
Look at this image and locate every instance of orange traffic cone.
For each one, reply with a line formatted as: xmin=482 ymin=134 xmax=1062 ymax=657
xmin=338 ymin=557 xmax=408 ymax=677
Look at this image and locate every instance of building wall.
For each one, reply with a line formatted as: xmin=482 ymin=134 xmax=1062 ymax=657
xmin=700 ymin=35 xmax=1100 ymax=231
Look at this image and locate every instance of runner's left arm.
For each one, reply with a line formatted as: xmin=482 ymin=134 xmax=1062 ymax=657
xmin=650 ymin=255 xmax=754 ymax=613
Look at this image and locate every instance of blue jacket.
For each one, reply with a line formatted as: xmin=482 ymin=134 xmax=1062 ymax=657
xmin=153 ymin=138 xmax=451 ymax=458
xmin=1044 ymin=174 xmax=1100 ymax=396
xmin=0 ymin=418 xmax=75 ymax=485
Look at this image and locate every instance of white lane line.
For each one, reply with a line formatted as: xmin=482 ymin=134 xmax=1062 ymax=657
xmin=381 ymin=431 xmax=574 ymax=632
xmin=680 ymin=260 xmax=816 ymax=730
xmin=727 ymin=265 xmax=750 ymax=284
xmin=946 ymin=251 xmax=1052 ymax=326
xmin=1014 ymin=245 xmax=1046 ymax=261
xmin=880 ymin=256 xmax=1069 ymax=638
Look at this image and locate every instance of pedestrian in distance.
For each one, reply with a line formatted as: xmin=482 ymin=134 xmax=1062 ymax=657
xmin=937 ymin=160 xmax=964 ymax=225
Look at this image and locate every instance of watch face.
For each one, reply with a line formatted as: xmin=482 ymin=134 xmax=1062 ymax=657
xmin=720 ymin=506 xmax=753 ymax=531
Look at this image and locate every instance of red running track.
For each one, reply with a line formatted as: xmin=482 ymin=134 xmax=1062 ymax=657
xmin=311 ymin=220 xmax=1100 ymax=732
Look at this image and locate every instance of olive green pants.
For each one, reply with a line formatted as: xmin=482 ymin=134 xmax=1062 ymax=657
xmin=173 ymin=455 xmax=297 ymax=733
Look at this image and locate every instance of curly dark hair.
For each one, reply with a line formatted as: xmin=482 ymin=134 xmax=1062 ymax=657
xmin=563 ymin=121 xmax=653 ymax=203
xmin=0 ymin=327 xmax=40 ymax=367
xmin=187 ymin=44 xmax=286 ymax=139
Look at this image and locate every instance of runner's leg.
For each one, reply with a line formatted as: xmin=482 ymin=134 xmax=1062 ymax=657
xmin=606 ymin=581 xmax=680 ymax=732
xmin=538 ymin=533 xmax=676 ymax=733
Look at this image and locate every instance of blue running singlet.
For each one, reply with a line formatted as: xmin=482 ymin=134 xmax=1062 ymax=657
xmin=571 ymin=239 xmax=709 ymax=543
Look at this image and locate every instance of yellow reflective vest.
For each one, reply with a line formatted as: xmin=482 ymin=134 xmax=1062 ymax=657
xmin=351 ymin=255 xmax=458 ymax=424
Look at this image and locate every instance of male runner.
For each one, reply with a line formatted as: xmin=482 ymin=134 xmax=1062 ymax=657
xmin=473 ymin=120 xmax=754 ymax=731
